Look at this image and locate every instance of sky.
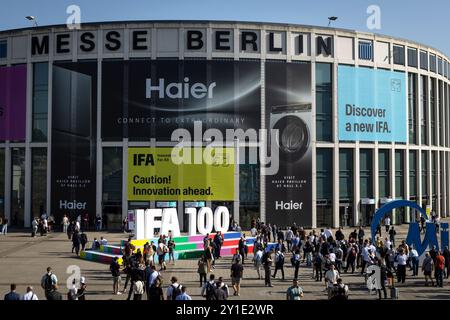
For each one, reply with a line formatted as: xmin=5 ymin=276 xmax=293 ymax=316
xmin=0 ymin=0 xmax=449 ymax=55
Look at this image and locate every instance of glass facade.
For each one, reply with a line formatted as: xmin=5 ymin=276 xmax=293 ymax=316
xmin=316 ymin=63 xmax=332 ymax=142
xmin=0 ymin=40 xmax=6 ymax=59
xmin=11 ymin=148 xmax=25 ymax=226
xmin=393 ymin=45 xmax=405 ymax=65
xmin=32 ymin=63 xmax=48 ymax=142
xmin=438 ymin=80 xmax=443 ymax=146
xmin=409 ymin=151 xmax=417 ymax=197
xmin=422 ymin=151 xmax=428 ymax=197
xmin=378 ymin=150 xmax=390 ymax=198
xmin=31 ymin=148 xmax=47 ymax=218
xmin=316 ymin=148 xmax=333 ymax=227
xmin=102 ymin=147 xmax=123 ymax=230
xmin=239 ymin=147 xmax=260 ymax=229
xmin=359 ymin=149 xmax=373 ymax=199
xmin=407 ymin=48 xmax=418 ymax=68
xmin=395 ymin=150 xmax=404 ymax=198
xmin=420 ymin=75 xmax=428 ymax=145
xmin=408 ymin=73 xmax=417 ymax=144
xmin=339 ymin=149 xmax=353 ymax=200
xmin=430 ymin=78 xmax=436 ymax=146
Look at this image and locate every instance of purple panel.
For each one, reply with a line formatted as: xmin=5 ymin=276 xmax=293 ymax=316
xmin=0 ymin=65 xmax=27 ymax=141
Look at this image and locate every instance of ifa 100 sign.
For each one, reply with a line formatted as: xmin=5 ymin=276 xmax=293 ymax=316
xmin=134 ymin=206 xmax=230 ymax=240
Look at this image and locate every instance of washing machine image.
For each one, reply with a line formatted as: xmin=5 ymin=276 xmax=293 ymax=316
xmin=269 ymin=103 xmax=312 ymax=164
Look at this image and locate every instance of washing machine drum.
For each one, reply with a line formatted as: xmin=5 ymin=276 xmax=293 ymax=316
xmin=273 ymin=115 xmax=310 ymax=163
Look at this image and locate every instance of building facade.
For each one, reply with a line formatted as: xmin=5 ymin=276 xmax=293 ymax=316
xmin=1 ymin=21 xmax=450 ymax=229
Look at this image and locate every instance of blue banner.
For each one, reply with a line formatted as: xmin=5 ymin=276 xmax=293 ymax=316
xmin=338 ymin=65 xmax=407 ymax=142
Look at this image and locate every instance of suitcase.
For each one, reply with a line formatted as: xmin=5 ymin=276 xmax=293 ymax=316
xmin=390 ymin=287 xmax=399 ymax=299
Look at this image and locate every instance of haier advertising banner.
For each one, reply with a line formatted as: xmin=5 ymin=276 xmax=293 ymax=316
xmin=338 ymin=65 xmax=407 ymax=142
xmin=102 ymin=60 xmax=261 ymax=140
xmin=265 ymin=62 xmax=313 ymax=228
xmin=51 ymin=62 xmax=97 ymax=223
xmin=128 ymin=147 xmax=235 ymax=201
xmin=0 ymin=65 xmax=26 ymax=141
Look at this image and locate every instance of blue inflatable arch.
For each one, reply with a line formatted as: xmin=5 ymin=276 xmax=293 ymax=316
xmin=370 ymin=200 xmax=426 ymax=243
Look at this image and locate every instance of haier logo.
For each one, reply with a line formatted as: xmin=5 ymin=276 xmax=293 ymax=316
xmin=275 ymin=201 xmax=303 ymax=211
xmin=60 ymin=200 xmax=87 ymax=210
xmin=146 ymin=78 xmax=216 ymax=99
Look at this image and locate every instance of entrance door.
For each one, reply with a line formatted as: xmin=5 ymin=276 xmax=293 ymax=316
xmin=360 ymin=204 xmax=375 ymax=227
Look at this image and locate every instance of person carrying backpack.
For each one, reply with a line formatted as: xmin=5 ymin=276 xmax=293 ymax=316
xmin=201 ymin=274 xmax=217 ymax=300
xmin=167 ymin=276 xmax=182 ymax=300
xmin=40 ymin=267 xmax=58 ymax=300
xmin=273 ymin=250 xmax=285 ymax=280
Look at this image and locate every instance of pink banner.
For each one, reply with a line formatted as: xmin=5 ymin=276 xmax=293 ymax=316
xmin=0 ymin=65 xmax=27 ymax=141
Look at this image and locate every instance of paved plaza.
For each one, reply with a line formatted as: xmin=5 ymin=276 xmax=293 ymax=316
xmin=1 ymin=220 xmax=449 ymax=300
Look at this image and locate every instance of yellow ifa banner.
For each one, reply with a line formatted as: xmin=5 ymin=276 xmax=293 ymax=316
xmin=128 ymin=147 xmax=235 ymax=201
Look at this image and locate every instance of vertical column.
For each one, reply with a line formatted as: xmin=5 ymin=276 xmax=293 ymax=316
xmin=404 ymin=148 xmax=410 ymax=223
xmin=234 ymin=140 xmax=240 ymax=224
xmin=260 ymin=59 xmax=266 ymax=223
xmin=390 ymin=147 xmax=396 ymax=224
xmin=373 ymin=145 xmax=379 ymax=211
xmin=46 ymin=54 xmax=53 ymax=216
xmin=311 ymin=61 xmax=317 ymax=229
xmin=24 ymin=62 xmax=33 ymax=227
xmin=122 ymin=139 xmax=128 ymax=219
xmin=4 ymin=144 xmax=11 ymax=223
xmin=96 ymin=60 xmax=102 ymax=218
xmin=332 ymin=62 xmax=339 ymax=228
xmin=353 ymin=145 xmax=360 ymax=226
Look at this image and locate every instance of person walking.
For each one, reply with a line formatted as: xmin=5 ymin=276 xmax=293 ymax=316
xmin=46 ymin=285 xmax=63 ymax=300
xmin=4 ymin=284 xmax=20 ymax=300
xmin=443 ymin=246 xmax=450 ymax=279
xmin=324 ymin=264 xmax=340 ymax=299
xmin=253 ymin=247 xmax=263 ymax=280
xmin=422 ymin=252 xmax=435 ymax=287
xmin=167 ymin=237 xmax=176 ymax=264
xmin=286 ymin=279 xmax=304 ymax=300
xmin=41 ymin=267 xmax=58 ymax=300
xmin=77 ymin=277 xmax=87 ymax=300
xmin=292 ymin=248 xmax=301 ymax=280
xmin=80 ymin=232 xmax=88 ymax=251
xmin=197 ymin=254 xmax=208 ymax=287
xmin=409 ymin=245 xmax=419 ymax=276
xmin=147 ymin=278 xmax=164 ymax=301
xmin=213 ymin=231 xmax=224 ymax=259
xmin=175 ymin=286 xmax=192 ymax=300
xmin=167 ymin=276 xmax=182 ymax=300
xmin=272 ymin=249 xmax=285 ymax=280
xmin=133 ymin=276 xmax=144 ymax=300
xmin=109 ymin=256 xmax=122 ymax=295
xmin=157 ymin=241 xmax=168 ymax=271
xmin=230 ymin=259 xmax=244 ymax=296
xmin=435 ymin=251 xmax=445 ymax=288
xmin=22 ymin=286 xmax=38 ymax=300
xmin=389 ymin=226 xmax=397 ymax=247
xmin=396 ymin=249 xmax=408 ymax=284
xmin=263 ymin=250 xmax=274 ymax=287
xmin=377 ymin=260 xmax=388 ymax=300
xmin=1 ymin=218 xmax=8 ymax=235
xmin=72 ymin=231 xmax=81 ymax=256
xmin=201 ymin=274 xmax=217 ymax=300
xmin=384 ymin=216 xmax=391 ymax=233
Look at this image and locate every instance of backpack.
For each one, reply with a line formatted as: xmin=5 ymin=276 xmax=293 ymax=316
xmin=171 ymin=284 xmax=182 ymax=300
xmin=205 ymin=282 xmax=216 ymax=300
xmin=44 ymin=274 xmax=53 ymax=291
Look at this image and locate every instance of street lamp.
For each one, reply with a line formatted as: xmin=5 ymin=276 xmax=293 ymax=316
xmin=25 ymin=16 xmax=38 ymax=27
xmin=328 ymin=16 xmax=338 ymax=27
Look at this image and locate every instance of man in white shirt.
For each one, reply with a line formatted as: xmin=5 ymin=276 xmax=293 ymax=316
xmin=100 ymin=237 xmax=108 ymax=246
xmin=253 ymin=248 xmax=264 ymax=279
xmin=328 ymin=251 xmax=336 ymax=264
xmin=175 ymin=286 xmax=192 ymax=300
xmin=384 ymin=216 xmax=391 ymax=233
xmin=22 ymin=286 xmax=38 ymax=300
xmin=325 ymin=264 xmax=340 ymax=299
xmin=324 ymin=228 xmax=333 ymax=240
xmin=384 ymin=237 xmax=392 ymax=249
xmin=409 ymin=245 xmax=419 ymax=276
xmin=167 ymin=276 xmax=182 ymax=300
xmin=286 ymin=228 xmax=293 ymax=252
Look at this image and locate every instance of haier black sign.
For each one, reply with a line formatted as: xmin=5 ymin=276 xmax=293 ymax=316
xmin=265 ymin=62 xmax=313 ymax=228
xmin=51 ymin=61 xmax=97 ymax=223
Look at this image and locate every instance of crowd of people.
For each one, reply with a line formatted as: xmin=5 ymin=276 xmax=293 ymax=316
xmin=3 ymin=214 xmax=449 ymax=301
